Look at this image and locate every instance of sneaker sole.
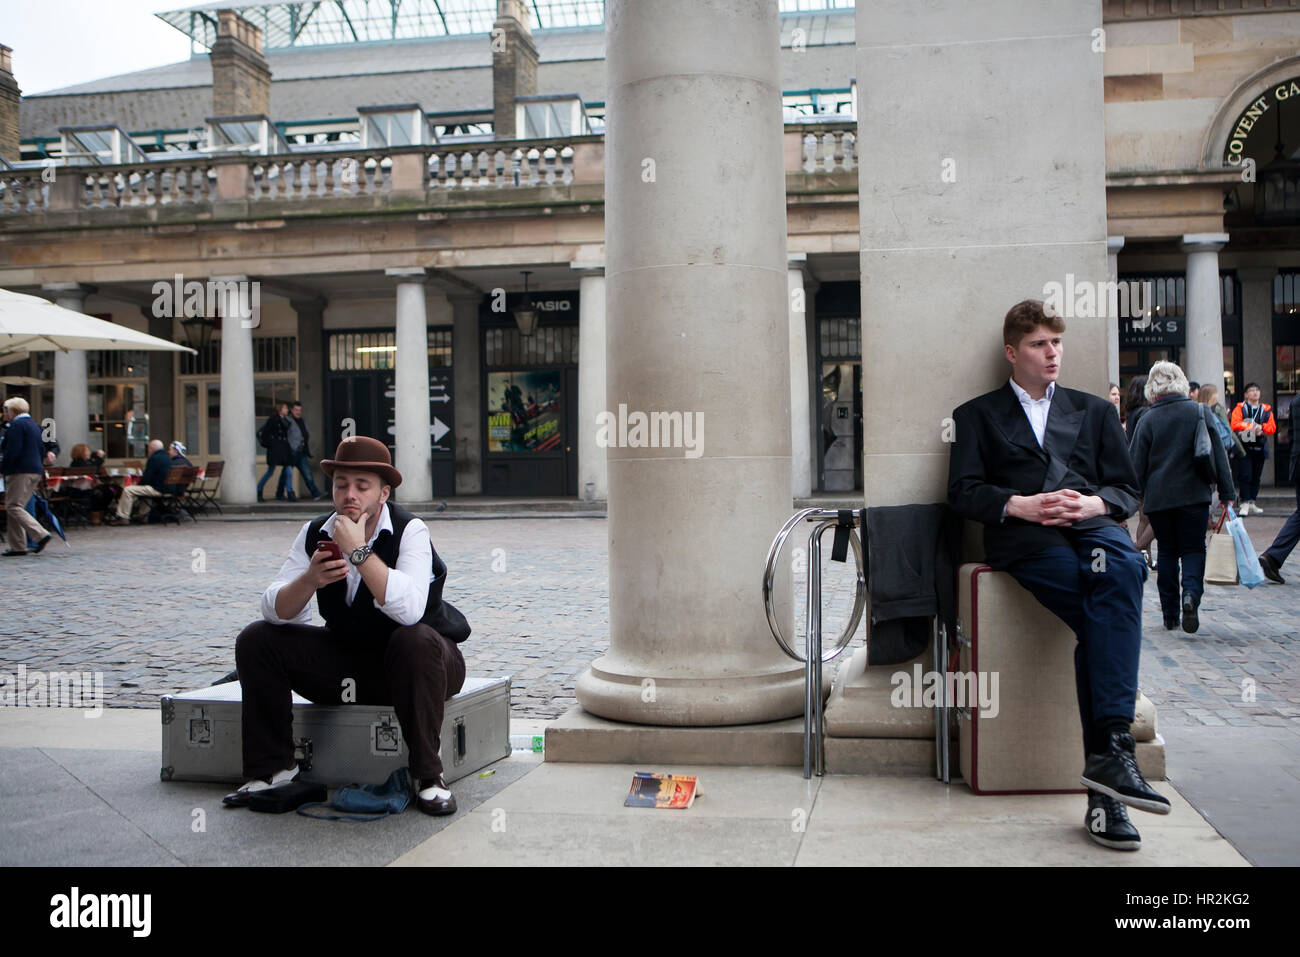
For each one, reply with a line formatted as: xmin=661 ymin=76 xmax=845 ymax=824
xmin=1086 ymin=828 xmax=1141 ymax=851
xmin=1079 ymin=776 xmax=1172 ymax=815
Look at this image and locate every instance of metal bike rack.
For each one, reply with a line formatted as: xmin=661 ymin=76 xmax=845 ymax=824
xmin=762 ymin=508 xmax=867 ymax=779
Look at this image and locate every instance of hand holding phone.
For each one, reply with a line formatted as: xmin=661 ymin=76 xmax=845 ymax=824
xmin=316 ymin=540 xmax=343 ymax=562
xmin=310 ymin=540 xmax=348 ymax=588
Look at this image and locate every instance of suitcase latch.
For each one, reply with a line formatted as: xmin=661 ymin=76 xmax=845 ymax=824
xmin=370 ymin=713 xmax=404 ymax=757
xmin=454 ymin=716 xmax=467 ymax=766
xmin=186 ymin=708 xmax=213 ymax=748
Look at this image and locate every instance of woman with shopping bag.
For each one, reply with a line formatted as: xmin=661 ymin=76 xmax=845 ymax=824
xmin=1129 ymin=362 xmax=1236 ymax=633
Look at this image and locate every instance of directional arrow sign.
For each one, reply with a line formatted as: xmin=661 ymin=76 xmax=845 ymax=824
xmin=431 ymin=417 xmax=450 ymax=443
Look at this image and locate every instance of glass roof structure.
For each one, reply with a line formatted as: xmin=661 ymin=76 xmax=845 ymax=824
xmin=157 ymin=0 xmax=854 ymax=51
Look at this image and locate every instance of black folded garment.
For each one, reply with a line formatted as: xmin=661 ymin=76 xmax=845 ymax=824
xmin=246 ymin=780 xmax=327 ymax=814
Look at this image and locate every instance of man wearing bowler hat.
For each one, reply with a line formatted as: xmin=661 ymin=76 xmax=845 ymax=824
xmin=227 ymin=435 xmax=470 ymax=815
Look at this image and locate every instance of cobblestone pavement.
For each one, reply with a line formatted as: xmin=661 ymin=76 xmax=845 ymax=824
xmin=0 ymin=512 xmax=1296 ymax=730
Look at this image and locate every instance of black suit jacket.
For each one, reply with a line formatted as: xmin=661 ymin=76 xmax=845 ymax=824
xmin=947 ymin=382 xmax=1141 ymax=569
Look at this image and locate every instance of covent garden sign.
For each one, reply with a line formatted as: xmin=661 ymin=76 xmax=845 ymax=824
xmin=1223 ymin=76 xmax=1299 ymax=167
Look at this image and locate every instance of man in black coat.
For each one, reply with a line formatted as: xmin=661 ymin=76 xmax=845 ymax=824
xmin=257 ymin=403 xmax=293 ymax=502
xmin=948 ymin=299 xmax=1167 ymax=852
xmin=1260 ymin=393 xmax=1300 ymax=583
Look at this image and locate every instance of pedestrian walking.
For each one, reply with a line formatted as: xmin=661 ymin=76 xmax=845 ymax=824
xmin=1259 ymin=392 xmax=1300 ymax=584
xmin=257 ymin=402 xmax=293 ymax=502
xmin=285 ymin=401 xmax=325 ymax=500
xmin=1128 ymin=362 xmax=1235 ymax=633
xmin=1 ymin=397 xmax=53 ymax=556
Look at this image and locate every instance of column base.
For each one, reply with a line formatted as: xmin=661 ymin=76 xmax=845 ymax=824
xmin=575 ymin=656 xmax=806 ymax=727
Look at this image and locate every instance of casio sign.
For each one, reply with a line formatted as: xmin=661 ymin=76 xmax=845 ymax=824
xmin=535 ymin=300 xmax=572 ymax=312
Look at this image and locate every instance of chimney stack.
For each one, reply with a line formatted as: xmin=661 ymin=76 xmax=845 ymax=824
xmin=210 ymin=9 xmax=271 ymax=116
xmin=0 ymin=46 xmax=21 ymax=163
xmin=491 ymin=0 xmax=539 ymax=139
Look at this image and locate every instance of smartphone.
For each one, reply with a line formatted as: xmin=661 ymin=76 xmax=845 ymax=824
xmin=316 ymin=541 xmax=343 ymax=562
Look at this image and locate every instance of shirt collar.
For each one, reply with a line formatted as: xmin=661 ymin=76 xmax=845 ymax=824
xmin=1008 ymin=378 xmax=1055 ymax=405
xmin=321 ymin=501 xmax=392 ymax=547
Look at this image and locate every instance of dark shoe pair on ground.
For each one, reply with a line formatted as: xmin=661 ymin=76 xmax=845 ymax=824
xmin=1080 ymin=730 xmax=1171 ymax=852
xmin=222 ymin=765 xmax=456 ymax=816
xmin=1161 ymin=593 xmax=1200 ymax=633
xmin=3 ymin=534 xmax=51 ymax=556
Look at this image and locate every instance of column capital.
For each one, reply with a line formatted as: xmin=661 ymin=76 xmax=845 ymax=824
xmin=1236 ymin=266 xmax=1276 ymax=284
xmin=1106 ymin=236 xmax=1125 ymax=254
xmin=289 ymin=296 xmax=328 ymax=314
xmin=41 ymin=282 xmax=97 ymax=303
xmin=385 ymin=267 xmax=427 ymax=283
xmin=787 ymin=256 xmax=819 ymax=295
xmin=570 ymin=261 xmax=605 ymax=276
xmin=1180 ymin=233 xmax=1229 ymax=254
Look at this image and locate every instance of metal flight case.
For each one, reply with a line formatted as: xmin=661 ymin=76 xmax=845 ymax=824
xmin=161 ymin=676 xmax=511 ymax=787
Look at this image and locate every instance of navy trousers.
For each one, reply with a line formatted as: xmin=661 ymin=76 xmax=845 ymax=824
xmin=1146 ymin=503 xmax=1210 ymax=616
xmin=1263 ymin=481 xmax=1300 ymax=567
xmin=1002 ymin=523 xmax=1147 ymax=756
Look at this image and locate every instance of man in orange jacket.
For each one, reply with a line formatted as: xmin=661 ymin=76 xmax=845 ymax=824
xmin=1230 ymin=383 xmax=1276 ymax=515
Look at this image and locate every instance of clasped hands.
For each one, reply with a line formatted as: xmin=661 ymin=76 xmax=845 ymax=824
xmin=1006 ymin=489 xmax=1107 ymax=526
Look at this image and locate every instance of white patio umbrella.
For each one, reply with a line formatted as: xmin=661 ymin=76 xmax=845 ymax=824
xmin=0 ymin=287 xmax=195 ymax=360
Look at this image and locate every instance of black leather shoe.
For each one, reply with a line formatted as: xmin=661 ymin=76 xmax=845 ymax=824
xmin=1163 ymin=614 xmax=1179 ymax=631
xmin=1081 ymin=731 xmax=1171 ymax=815
xmin=1085 ymin=789 xmax=1141 ymax=851
xmin=416 ymin=776 xmax=457 ymax=816
xmin=1181 ymin=593 xmax=1199 ymax=634
xmin=2 ymin=550 xmax=26 ymax=557
xmin=33 ymin=535 xmax=52 ymax=553
xmin=1260 ymin=554 xmax=1285 ymax=585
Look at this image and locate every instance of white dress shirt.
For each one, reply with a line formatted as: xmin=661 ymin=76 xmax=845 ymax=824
xmin=1009 ymin=378 xmax=1056 ymax=449
xmin=261 ymin=503 xmax=434 ymax=628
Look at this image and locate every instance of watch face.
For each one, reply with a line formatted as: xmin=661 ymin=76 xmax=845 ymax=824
xmin=350 ymin=546 xmax=369 ymax=565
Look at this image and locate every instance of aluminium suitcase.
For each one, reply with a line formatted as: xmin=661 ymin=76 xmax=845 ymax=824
xmin=161 ymin=675 xmax=511 ymax=787
xmin=957 ymin=563 xmax=1086 ymax=794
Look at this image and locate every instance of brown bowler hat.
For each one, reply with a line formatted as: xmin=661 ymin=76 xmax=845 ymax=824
xmin=319 ymin=436 xmax=402 ymax=489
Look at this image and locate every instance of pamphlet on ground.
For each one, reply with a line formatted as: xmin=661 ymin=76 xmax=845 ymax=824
xmin=624 ymin=772 xmax=699 ymax=809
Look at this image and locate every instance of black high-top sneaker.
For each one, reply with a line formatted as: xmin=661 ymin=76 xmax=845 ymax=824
xmin=1085 ymin=789 xmax=1141 ymax=851
xmin=1081 ymin=731 xmax=1170 ymax=814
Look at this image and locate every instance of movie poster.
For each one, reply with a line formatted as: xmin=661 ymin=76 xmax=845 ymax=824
xmin=486 ymin=370 xmax=562 ymax=453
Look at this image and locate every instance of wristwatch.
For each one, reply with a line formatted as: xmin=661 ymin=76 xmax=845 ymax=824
xmin=348 ymin=544 xmax=372 ymax=567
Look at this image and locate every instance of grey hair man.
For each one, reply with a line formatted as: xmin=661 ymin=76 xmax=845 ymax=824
xmin=2 ymin=397 xmax=53 ymax=556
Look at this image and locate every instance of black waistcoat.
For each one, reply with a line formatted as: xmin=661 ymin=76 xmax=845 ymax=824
xmin=304 ymin=502 xmax=470 ymax=643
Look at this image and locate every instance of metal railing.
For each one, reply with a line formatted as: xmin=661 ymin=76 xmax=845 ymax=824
xmin=763 ymin=508 xmax=866 ymax=779
xmin=763 ymin=506 xmax=954 ymax=783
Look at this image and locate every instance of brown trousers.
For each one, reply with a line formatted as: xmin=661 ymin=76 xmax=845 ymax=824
xmin=234 ymin=620 xmax=466 ymax=782
xmin=4 ymin=473 xmax=47 ymax=552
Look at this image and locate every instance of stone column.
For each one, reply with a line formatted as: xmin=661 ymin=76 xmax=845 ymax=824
xmin=388 ymin=268 xmax=433 ymax=503
xmin=575 ymin=0 xmax=802 ymax=725
xmin=1239 ymin=267 xmax=1275 ymax=484
xmin=857 ymin=1 xmax=1111 ymax=507
xmin=575 ymin=265 xmax=607 ymax=502
xmin=825 ymin=1 xmax=1114 ymax=740
xmin=450 ymin=292 xmax=482 ymax=496
xmin=1106 ymin=236 xmax=1124 ymax=386
xmin=42 ymin=283 xmax=94 ymax=465
xmin=144 ymin=307 xmax=175 ymax=447
xmin=292 ymin=297 xmax=327 ymax=489
xmin=788 ymin=257 xmax=813 ymax=499
xmin=1182 ymin=233 xmax=1229 ymax=405
xmin=216 ymin=276 xmax=256 ymax=503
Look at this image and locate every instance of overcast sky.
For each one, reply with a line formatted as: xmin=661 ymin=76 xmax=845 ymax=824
xmin=1 ymin=0 xmax=194 ymax=96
